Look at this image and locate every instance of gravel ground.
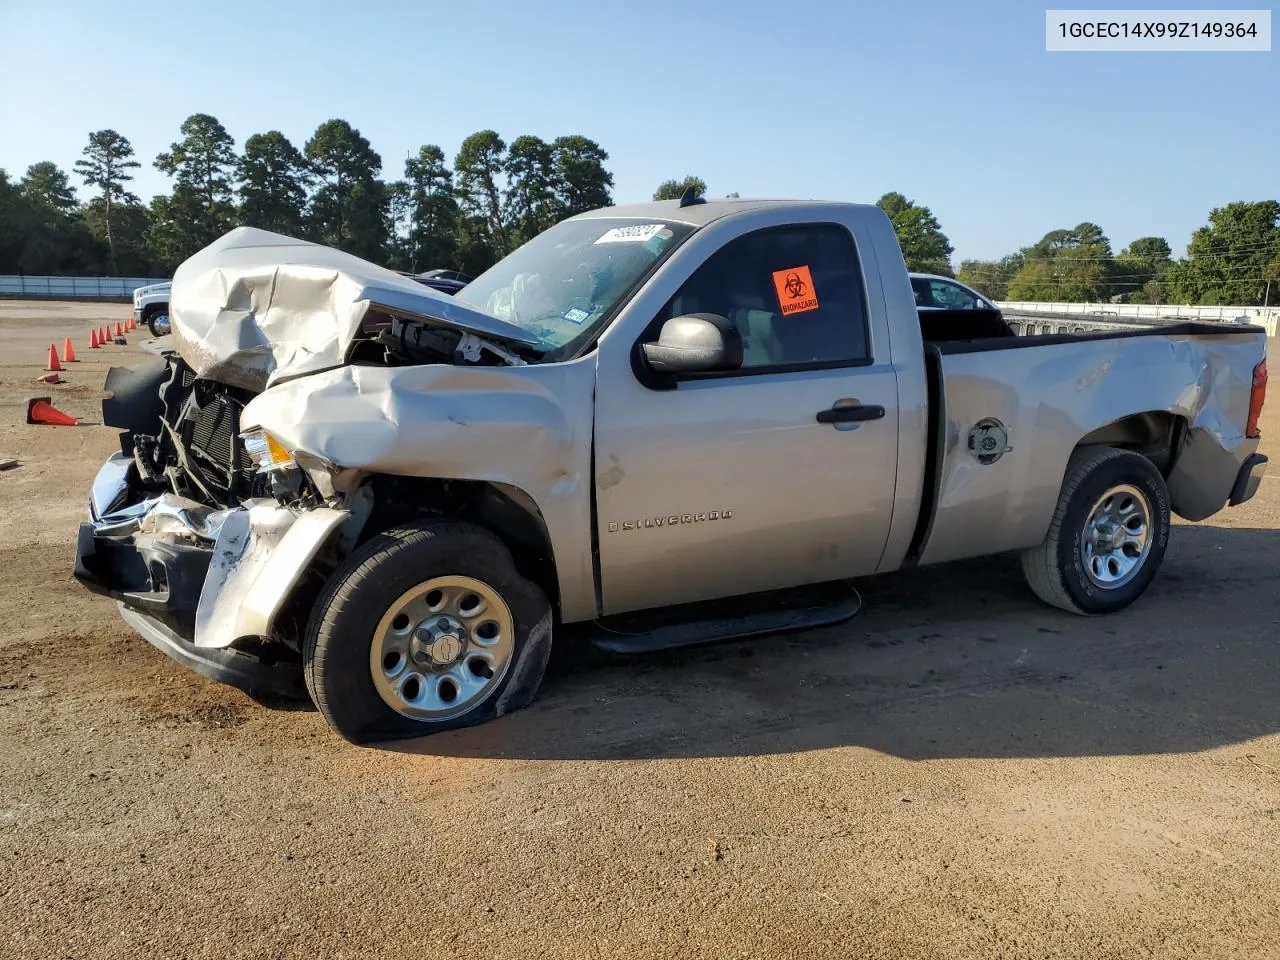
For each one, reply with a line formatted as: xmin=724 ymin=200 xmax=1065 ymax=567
xmin=1 ymin=301 xmax=1277 ymax=959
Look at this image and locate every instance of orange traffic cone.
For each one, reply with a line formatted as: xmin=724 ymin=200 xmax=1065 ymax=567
xmin=89 ymin=329 xmax=100 ymax=349
xmin=62 ymin=337 xmax=77 ymax=362
xmin=98 ymin=325 xmax=107 ymax=344
xmin=46 ymin=344 xmax=62 ymax=372
xmin=127 ymin=317 xmax=136 ymax=331
xmin=114 ymin=321 xmax=124 ymax=337
xmin=25 ymin=397 xmax=79 ymax=426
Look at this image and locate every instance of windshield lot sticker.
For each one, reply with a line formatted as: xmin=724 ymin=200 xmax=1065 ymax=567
xmin=772 ymin=265 xmax=819 ymax=315
xmin=563 ymin=307 xmax=590 ymax=324
xmin=595 ymin=224 xmax=667 ymax=244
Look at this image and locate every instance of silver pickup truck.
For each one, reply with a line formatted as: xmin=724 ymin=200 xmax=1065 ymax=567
xmin=76 ymin=198 xmax=1270 ymax=743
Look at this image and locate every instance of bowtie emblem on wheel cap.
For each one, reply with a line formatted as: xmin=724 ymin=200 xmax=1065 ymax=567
xmin=412 ymin=618 xmax=465 ymax=667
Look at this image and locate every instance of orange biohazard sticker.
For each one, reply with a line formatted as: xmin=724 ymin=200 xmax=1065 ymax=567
xmin=772 ymin=265 xmax=819 ymax=315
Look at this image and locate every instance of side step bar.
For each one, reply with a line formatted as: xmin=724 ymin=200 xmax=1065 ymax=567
xmin=585 ymin=582 xmax=862 ymax=656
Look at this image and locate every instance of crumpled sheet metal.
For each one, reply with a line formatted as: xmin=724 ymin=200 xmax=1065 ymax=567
xmin=195 ymin=501 xmax=349 ymax=649
xmin=138 ymin=493 xmax=231 ymax=543
xmin=918 ymin=330 xmax=1265 ymax=566
xmin=169 ymin=227 xmax=537 ymax=393
xmin=241 ymin=357 xmax=600 ymax=622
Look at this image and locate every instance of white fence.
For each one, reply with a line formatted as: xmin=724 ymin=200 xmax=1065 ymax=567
xmin=0 ymin=275 xmax=168 ymax=299
xmin=998 ymin=300 xmax=1279 ymax=337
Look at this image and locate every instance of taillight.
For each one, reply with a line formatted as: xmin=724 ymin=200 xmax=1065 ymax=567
xmin=1246 ymin=358 xmax=1267 ymax=439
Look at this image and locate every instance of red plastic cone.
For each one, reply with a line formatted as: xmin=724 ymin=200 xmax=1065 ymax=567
xmin=46 ymin=344 xmax=62 ymax=372
xmin=89 ymin=329 xmax=100 ymax=349
xmin=127 ymin=317 xmax=136 ymax=331
xmin=25 ymin=397 xmax=79 ymax=426
xmin=62 ymin=337 xmax=77 ymax=362
xmin=114 ymin=321 xmax=124 ymax=337
xmin=99 ymin=325 xmax=107 ymax=344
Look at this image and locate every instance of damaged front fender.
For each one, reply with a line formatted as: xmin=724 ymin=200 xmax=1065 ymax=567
xmin=195 ymin=501 xmax=350 ymax=649
xmin=240 ymin=356 xmax=599 ymax=623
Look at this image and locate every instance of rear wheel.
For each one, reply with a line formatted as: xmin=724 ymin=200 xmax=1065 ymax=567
xmin=303 ymin=520 xmax=553 ymax=744
xmin=1021 ymin=447 xmax=1171 ymax=615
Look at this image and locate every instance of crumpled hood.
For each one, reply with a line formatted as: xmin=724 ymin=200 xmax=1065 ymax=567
xmin=169 ymin=227 xmax=539 ymax=392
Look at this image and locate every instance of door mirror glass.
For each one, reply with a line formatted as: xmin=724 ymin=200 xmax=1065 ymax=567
xmin=640 ymin=313 xmax=743 ymax=374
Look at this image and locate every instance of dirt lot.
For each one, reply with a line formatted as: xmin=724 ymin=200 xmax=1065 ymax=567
xmin=0 ymin=300 xmax=1276 ymax=959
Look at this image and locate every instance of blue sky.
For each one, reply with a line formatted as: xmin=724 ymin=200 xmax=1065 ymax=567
xmin=1 ymin=0 xmax=1275 ymax=262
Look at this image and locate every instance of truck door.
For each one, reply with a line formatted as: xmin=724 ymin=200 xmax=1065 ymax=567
xmin=592 ymin=221 xmax=900 ymax=615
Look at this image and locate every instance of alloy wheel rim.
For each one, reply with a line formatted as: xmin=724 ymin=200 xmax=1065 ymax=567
xmin=369 ymin=575 xmax=515 ymax=722
xmin=1080 ymin=483 xmax=1153 ymax=589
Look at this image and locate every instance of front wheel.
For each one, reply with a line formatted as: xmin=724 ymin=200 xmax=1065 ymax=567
xmin=146 ymin=310 xmax=170 ymax=337
xmin=303 ymin=520 xmax=553 ymax=744
xmin=1021 ymin=447 xmax=1171 ymax=615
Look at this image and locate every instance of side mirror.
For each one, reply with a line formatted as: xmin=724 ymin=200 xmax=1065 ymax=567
xmin=640 ymin=313 xmax=743 ymax=374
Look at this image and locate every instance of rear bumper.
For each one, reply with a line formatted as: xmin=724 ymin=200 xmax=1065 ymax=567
xmin=1229 ymin=453 xmax=1268 ymax=506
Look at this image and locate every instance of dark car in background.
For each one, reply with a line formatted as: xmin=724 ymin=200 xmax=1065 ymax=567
xmin=410 ymin=269 xmax=474 ymax=295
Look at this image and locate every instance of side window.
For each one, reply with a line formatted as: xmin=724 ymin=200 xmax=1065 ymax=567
xmin=910 ymin=277 xmax=933 ymax=307
xmin=929 ymin=279 xmax=980 ymax=310
xmin=657 ymin=224 xmax=870 ymax=369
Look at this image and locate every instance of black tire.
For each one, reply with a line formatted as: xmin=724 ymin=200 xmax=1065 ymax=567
xmin=146 ymin=310 xmax=169 ymax=337
xmin=303 ymin=520 xmax=553 ymax=744
xmin=1020 ymin=447 xmax=1171 ymax=615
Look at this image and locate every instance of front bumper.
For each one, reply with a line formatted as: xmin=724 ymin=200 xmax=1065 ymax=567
xmin=75 ymin=517 xmax=212 ymax=638
xmin=74 ymin=455 xmax=348 ymax=700
xmin=118 ymin=603 xmax=306 ymax=699
xmin=75 ymin=515 xmax=308 ymax=700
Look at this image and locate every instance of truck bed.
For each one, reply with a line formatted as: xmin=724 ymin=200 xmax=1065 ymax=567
xmin=907 ymin=318 xmax=1267 ymax=567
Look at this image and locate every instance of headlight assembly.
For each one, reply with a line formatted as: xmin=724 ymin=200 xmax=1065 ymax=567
xmin=241 ymin=428 xmax=297 ymax=473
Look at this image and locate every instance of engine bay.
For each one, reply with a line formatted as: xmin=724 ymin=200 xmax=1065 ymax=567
xmin=103 ymin=355 xmax=280 ymax=510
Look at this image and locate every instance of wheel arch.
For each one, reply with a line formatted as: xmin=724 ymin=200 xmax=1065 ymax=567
xmin=1073 ymin=410 xmax=1187 ymax=476
xmin=353 ymin=474 xmax=562 ymax=616
xmin=1071 ymin=410 xmax=1238 ymax=521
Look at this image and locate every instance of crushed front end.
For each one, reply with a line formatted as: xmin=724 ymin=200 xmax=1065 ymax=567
xmin=74 ymin=354 xmax=347 ymax=699
xmin=75 ymin=225 xmax=557 ymax=701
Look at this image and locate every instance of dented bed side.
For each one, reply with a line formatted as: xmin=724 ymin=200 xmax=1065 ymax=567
xmin=916 ymin=329 xmax=1266 ymax=566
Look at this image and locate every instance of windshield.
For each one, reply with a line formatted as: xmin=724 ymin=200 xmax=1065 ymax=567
xmin=454 ymin=218 xmax=694 ymax=351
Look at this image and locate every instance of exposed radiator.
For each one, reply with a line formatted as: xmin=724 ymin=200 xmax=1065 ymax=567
xmin=186 ymin=393 xmax=241 ymax=479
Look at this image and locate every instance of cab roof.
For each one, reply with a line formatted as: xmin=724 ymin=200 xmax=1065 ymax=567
xmin=567 ymin=197 xmax=873 ymax=228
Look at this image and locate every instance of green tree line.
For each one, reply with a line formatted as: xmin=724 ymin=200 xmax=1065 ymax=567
xmin=4 ymin=122 xmax=1277 ymax=308
xmin=956 ymin=202 xmax=1280 ymax=307
xmin=0 ymin=115 xmax=616 ymax=278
